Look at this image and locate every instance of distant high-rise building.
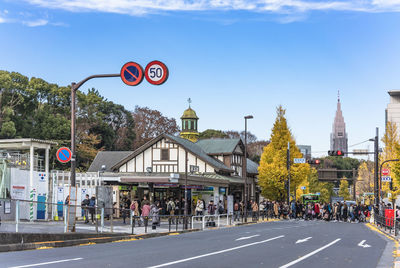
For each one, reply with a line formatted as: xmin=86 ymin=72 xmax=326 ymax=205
xmin=330 ymin=92 xmax=348 ymax=154
xmin=386 ymin=90 xmax=400 ymax=131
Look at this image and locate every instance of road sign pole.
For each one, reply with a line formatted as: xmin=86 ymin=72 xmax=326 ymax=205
xmin=287 ymin=142 xmax=291 ymax=205
xmin=374 ymin=128 xmax=379 ymax=207
xmin=69 ymin=73 xmax=119 ymax=232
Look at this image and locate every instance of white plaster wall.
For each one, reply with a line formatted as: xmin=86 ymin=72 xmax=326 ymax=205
xmin=136 ymin=153 xmax=144 ymax=172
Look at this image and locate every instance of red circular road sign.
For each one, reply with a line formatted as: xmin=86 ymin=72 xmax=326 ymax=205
xmin=120 ymin=62 xmax=144 ymax=86
xmin=145 ymin=60 xmax=169 ymax=85
xmin=56 ymin=147 xmax=72 ymax=163
xmin=382 ymin=168 xmax=390 ymax=176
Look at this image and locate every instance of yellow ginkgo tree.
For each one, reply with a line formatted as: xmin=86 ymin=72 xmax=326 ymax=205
xmin=258 ymin=106 xmax=311 ymax=202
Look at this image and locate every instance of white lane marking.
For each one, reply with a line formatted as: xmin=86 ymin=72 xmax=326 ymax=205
xmin=147 ymin=235 xmax=284 ymax=268
xmin=358 ymin=240 xmax=371 ymax=248
xmin=279 ymin=239 xmax=341 ymax=268
xmin=236 ymin=235 xmax=260 ymax=241
xmin=9 ymin=258 xmax=83 ymax=268
xmin=295 ymin=237 xmax=312 ymax=244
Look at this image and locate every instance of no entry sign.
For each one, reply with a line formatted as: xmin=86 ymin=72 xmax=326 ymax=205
xmin=145 ymin=60 xmax=168 ymax=85
xmin=382 ymin=168 xmax=390 ymax=176
xmin=120 ymin=62 xmax=144 ymax=86
xmin=56 ymin=147 xmax=72 ymax=163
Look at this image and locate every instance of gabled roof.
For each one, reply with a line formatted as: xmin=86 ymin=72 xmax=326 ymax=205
xmin=111 ymin=134 xmax=233 ymax=173
xmin=247 ymin=159 xmax=259 ymax=175
xmin=88 ymin=151 xmax=132 ymax=172
xmin=196 ymin=138 xmax=242 ymax=155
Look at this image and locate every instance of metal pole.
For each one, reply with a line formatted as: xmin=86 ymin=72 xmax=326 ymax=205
xmin=353 ymin=168 xmax=356 ymax=201
xmin=287 ymin=142 xmax=291 ymax=205
xmin=374 ymin=127 xmax=379 ymax=206
xmin=184 ymin=150 xmax=188 ymax=229
xmin=244 ymin=118 xmax=248 ymax=222
xmin=69 ymin=74 xmax=119 ymax=232
xmin=15 ymin=200 xmax=19 ymax=233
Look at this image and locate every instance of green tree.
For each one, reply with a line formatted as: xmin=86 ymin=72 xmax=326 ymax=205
xmin=258 ymin=106 xmax=311 ymax=201
xmin=199 ymin=129 xmax=228 ymax=139
xmin=307 ymin=169 xmax=334 ymax=203
xmin=339 ymin=179 xmax=351 ymax=200
xmin=0 ymin=71 xmax=136 ymax=171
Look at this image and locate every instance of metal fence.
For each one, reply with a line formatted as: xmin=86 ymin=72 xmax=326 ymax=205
xmin=374 ymin=214 xmax=400 ymax=236
xmin=0 ymin=199 xmax=264 ymax=235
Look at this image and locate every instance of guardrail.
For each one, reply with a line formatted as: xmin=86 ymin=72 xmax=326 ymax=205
xmin=0 ymin=199 xmax=241 ymax=235
xmin=374 ymin=214 xmax=400 ymax=236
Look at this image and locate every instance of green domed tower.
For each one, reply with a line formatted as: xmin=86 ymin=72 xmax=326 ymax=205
xmin=180 ymin=99 xmax=199 ymax=142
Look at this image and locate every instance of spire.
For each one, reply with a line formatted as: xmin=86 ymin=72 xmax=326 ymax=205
xmin=330 ymin=91 xmax=348 ymax=153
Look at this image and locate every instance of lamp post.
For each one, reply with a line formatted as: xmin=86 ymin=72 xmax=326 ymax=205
xmin=243 ymin=115 xmax=253 ymax=222
xmin=369 ymin=127 xmax=379 ymax=206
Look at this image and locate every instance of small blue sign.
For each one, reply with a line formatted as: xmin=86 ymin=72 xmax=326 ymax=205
xmin=56 ymin=147 xmax=72 ymax=163
xmin=316 ymin=192 xmax=321 ymax=195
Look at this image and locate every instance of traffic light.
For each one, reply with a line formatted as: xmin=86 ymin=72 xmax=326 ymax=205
xmin=308 ymin=159 xmax=321 ymax=165
xmin=328 ymin=150 xmax=344 ymax=156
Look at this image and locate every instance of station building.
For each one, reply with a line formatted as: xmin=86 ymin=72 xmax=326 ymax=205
xmin=89 ymin=105 xmax=259 ymax=211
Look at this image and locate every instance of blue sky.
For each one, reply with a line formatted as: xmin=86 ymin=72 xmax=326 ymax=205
xmin=1 ymin=0 xmax=400 ymax=157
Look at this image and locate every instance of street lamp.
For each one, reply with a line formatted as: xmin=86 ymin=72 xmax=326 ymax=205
xmin=243 ymin=115 xmax=253 ymax=222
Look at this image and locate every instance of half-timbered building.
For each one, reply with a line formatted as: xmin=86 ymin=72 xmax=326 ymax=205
xmin=88 ymin=105 xmax=259 ymax=211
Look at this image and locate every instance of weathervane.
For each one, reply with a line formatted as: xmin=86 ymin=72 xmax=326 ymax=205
xmin=188 ymin=98 xmax=192 ymax=108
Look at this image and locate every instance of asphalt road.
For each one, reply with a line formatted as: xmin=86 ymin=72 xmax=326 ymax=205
xmin=0 ymin=220 xmax=393 ymax=268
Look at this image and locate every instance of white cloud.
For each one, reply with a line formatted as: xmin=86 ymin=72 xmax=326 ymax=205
xmin=0 ymin=17 xmax=5 ymax=23
xmin=20 ymin=0 xmax=400 ymax=15
xmin=22 ymin=18 xmax=48 ymax=26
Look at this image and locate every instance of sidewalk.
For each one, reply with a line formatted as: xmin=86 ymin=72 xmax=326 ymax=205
xmin=366 ymin=222 xmax=400 ymax=268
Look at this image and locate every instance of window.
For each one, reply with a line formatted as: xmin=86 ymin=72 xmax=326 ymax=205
xmin=161 ymin=149 xmax=169 ymax=161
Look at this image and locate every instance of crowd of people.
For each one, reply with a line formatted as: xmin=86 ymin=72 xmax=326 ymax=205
xmin=254 ymin=200 xmax=372 ymax=223
xmin=78 ymin=193 xmax=400 ymax=227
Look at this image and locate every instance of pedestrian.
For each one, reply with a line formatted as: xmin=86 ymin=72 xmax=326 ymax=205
xmin=167 ymin=198 xmax=175 ymax=224
xmin=207 ymin=200 xmax=216 ymax=227
xmin=274 ymin=201 xmax=279 ymax=219
xmin=251 ymin=200 xmax=259 ymax=221
xmin=150 ymin=202 xmax=161 ymax=230
xmin=195 ymin=199 xmax=204 ymax=220
xmin=175 ymin=198 xmax=181 ymax=224
xmin=234 ymin=201 xmax=240 ymax=221
xmin=81 ymin=194 xmax=90 ymax=224
xmin=89 ymin=194 xmax=96 ymax=224
xmin=141 ymin=202 xmax=151 ymax=227
xmin=132 ymin=199 xmax=140 ymax=226
xmin=218 ymin=200 xmax=224 ymax=215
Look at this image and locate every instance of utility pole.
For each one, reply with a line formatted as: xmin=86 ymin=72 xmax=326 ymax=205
xmin=287 ymin=142 xmax=291 ymax=205
xmin=374 ymin=127 xmax=379 ymax=206
xmin=243 ymin=115 xmax=253 ymax=223
xmin=184 ymin=150 xmax=188 ymax=229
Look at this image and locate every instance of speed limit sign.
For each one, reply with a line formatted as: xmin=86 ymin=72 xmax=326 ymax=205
xmin=145 ymin=60 xmax=169 ymax=85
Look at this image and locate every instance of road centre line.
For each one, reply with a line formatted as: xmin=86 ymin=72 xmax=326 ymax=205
xmin=147 ymin=235 xmax=285 ymax=268
xmin=279 ymin=238 xmax=341 ymax=268
xmin=236 ymin=235 xmax=260 ymax=241
xmin=9 ymin=258 xmax=83 ymax=268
